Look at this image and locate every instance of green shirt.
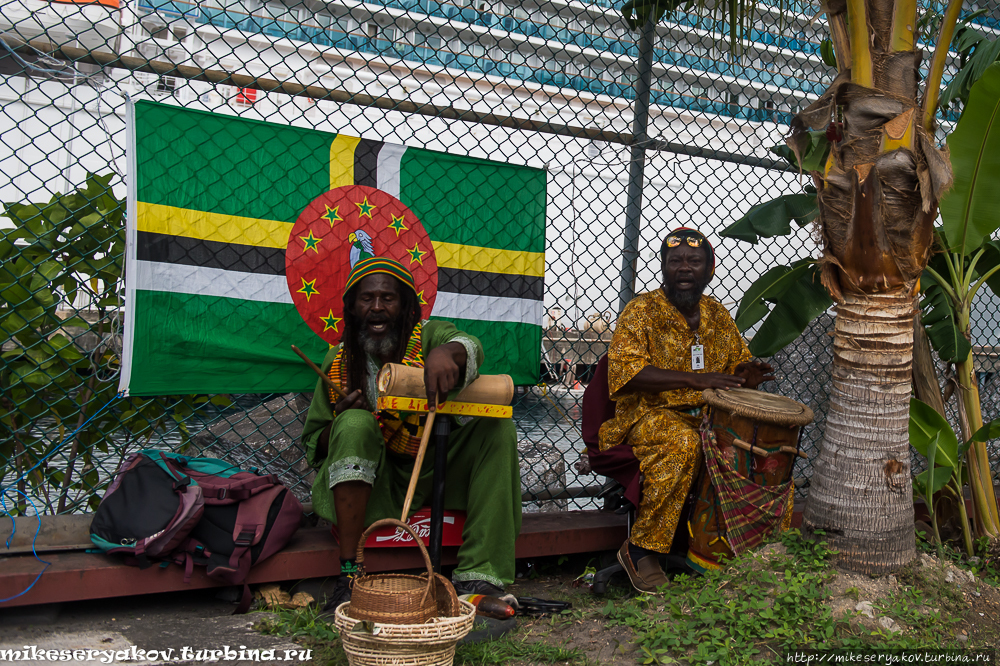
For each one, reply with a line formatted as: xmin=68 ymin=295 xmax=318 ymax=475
xmin=302 ymin=319 xmax=485 ymax=469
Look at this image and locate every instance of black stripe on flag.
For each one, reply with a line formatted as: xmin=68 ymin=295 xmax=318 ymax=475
xmin=137 ymin=231 xmax=286 ymax=275
xmin=437 ymin=267 xmax=543 ymax=300
xmin=354 ymin=139 xmax=384 ymax=188
xmin=136 ymin=232 xmax=542 ymax=302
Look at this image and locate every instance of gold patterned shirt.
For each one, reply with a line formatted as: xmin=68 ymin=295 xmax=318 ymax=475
xmin=598 ymin=289 xmax=751 ymax=451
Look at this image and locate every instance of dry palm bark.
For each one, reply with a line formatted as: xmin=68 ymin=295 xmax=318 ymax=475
xmin=796 ymin=0 xmax=958 ymax=573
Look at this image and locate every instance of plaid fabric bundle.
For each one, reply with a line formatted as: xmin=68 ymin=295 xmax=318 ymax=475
xmin=699 ymin=413 xmax=794 ymax=555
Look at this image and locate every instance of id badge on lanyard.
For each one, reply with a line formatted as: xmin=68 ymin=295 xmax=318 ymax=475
xmin=691 ymin=344 xmax=705 ymax=370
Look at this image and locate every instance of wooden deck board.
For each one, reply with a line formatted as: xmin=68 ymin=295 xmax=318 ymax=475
xmin=0 ymin=511 xmax=627 ymax=608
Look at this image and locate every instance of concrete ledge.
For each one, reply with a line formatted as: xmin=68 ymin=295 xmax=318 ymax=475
xmin=0 ymin=510 xmax=627 ymax=608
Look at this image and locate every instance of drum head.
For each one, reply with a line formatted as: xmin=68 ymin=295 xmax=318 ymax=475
xmin=702 ymin=388 xmax=814 ymax=427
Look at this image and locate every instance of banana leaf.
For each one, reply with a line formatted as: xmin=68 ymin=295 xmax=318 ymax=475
xmin=940 ymin=17 xmax=1000 ymax=110
xmin=919 ymin=267 xmax=971 ymax=363
xmin=909 ymin=398 xmax=960 ymax=470
xmin=720 ymin=193 xmax=817 ymax=244
xmin=940 ymin=63 xmax=1000 ymax=255
xmin=738 ymin=261 xmax=832 ymax=357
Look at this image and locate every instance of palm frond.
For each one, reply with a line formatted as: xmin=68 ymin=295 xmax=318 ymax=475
xmin=619 ymin=0 xmax=792 ymax=57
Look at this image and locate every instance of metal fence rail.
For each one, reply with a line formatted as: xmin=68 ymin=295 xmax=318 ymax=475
xmin=1 ymin=0 xmax=995 ymax=517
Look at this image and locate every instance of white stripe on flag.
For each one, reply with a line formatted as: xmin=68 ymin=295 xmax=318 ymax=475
xmin=135 ymin=261 xmax=294 ymax=304
xmin=431 ymin=291 xmax=544 ymax=325
xmin=376 ymin=144 xmax=407 ymax=198
xmin=133 ymin=262 xmax=541 ymax=325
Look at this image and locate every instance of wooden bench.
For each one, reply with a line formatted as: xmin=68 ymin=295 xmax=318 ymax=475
xmin=0 ymin=511 xmax=627 ymax=608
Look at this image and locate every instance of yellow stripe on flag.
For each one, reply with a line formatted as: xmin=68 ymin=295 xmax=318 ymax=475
xmin=433 ymin=242 xmax=544 ymax=277
xmin=137 ymin=203 xmax=544 ymax=277
xmin=330 ymin=135 xmax=360 ymax=189
xmin=137 ymin=202 xmax=292 ymax=249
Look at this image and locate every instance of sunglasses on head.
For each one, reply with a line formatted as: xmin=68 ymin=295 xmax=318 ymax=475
xmin=665 ymin=234 xmax=704 ymax=248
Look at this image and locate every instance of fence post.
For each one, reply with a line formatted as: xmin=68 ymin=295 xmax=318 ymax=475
xmin=616 ymin=15 xmax=655 ymax=314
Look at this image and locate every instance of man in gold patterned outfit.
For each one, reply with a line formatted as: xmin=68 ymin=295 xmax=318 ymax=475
xmin=599 ymin=228 xmax=774 ymax=593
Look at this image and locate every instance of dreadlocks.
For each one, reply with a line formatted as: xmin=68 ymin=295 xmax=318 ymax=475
xmin=340 ymin=276 xmax=422 ymax=396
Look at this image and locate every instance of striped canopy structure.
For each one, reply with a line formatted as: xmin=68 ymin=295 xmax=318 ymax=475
xmin=121 ymin=100 xmax=546 ymax=395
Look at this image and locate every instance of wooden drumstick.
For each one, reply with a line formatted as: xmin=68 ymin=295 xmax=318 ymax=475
xmin=400 ymin=409 xmax=436 ymax=522
xmin=780 ymin=446 xmax=809 ymax=459
xmin=291 ymin=345 xmax=348 ymax=400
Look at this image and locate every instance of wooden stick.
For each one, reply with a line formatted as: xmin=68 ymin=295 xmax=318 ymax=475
xmin=731 ymin=437 xmax=809 ymax=460
xmin=780 ymin=446 xmax=809 ymax=460
xmin=400 ymin=410 xmax=436 ymax=522
xmin=732 ymin=437 xmax=771 ymax=457
xmin=291 ymin=345 xmax=348 ymax=400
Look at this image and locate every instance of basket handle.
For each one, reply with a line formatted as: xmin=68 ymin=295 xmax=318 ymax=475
xmin=356 ymin=518 xmax=436 ymax=604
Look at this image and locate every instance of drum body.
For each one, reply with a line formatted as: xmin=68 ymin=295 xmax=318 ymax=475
xmin=685 ymin=388 xmax=812 ymax=573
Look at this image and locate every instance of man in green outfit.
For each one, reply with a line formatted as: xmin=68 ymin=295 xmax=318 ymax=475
xmin=301 ymin=256 xmax=521 ymax=612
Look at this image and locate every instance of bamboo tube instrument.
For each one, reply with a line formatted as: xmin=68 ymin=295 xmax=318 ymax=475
xmin=376 ymin=363 xmax=514 ymax=570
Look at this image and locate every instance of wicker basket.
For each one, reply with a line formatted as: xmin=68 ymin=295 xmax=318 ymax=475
xmin=335 ymin=600 xmax=476 ymax=666
xmin=349 ymin=518 xmax=439 ymax=625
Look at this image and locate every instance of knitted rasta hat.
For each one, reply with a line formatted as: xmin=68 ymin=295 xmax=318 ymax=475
xmin=343 ymin=256 xmax=418 ymax=300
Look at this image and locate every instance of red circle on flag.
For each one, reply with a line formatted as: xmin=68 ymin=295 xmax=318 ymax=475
xmin=285 ymin=185 xmax=438 ymax=346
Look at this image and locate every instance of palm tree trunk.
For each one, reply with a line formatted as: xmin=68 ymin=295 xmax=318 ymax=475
xmin=803 ymin=291 xmax=915 ymax=573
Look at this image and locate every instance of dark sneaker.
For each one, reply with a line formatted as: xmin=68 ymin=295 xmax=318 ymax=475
xmin=617 ymin=539 xmax=667 ymax=594
xmin=453 ymin=579 xmax=505 ymax=597
xmin=318 ymin=571 xmax=354 ymax=619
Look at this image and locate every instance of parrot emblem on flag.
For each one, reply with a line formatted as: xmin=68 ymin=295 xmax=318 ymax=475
xmin=286 ymin=184 xmax=438 ymax=345
xmin=348 ymin=229 xmax=375 ymax=268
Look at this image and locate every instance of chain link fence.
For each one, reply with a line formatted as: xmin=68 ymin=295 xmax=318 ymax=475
xmin=2 ymin=0 xmax=997 ymax=517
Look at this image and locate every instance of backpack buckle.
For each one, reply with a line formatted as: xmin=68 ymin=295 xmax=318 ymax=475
xmin=234 ymin=531 xmax=254 ymax=547
xmin=217 ymin=488 xmax=227 ymax=500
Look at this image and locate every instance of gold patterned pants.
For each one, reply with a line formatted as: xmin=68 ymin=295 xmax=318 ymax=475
xmin=628 ymin=408 xmax=702 ymax=553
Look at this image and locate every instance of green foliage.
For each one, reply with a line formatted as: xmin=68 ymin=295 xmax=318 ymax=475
xmin=618 ymin=0 xmax=790 ymax=57
xmin=939 ymin=63 xmax=1000 ymax=255
xmin=0 ymin=173 xmax=224 ymax=514
xmin=771 ymin=131 xmax=831 ymax=173
xmin=721 ymin=193 xmax=817 ymax=245
xmin=919 ymin=261 xmax=972 ymax=363
xmin=256 ymin=606 xmax=346 ymax=666
xmin=602 ymin=530 xmax=970 ymax=665
xmin=455 ymin=634 xmax=586 ymax=665
xmin=940 ymin=11 xmax=1000 ymax=111
xmin=732 ymin=260 xmax=832 ymax=358
xmin=909 ymin=398 xmax=960 ymax=470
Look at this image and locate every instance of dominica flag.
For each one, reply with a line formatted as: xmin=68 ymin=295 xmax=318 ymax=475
xmin=120 ymin=100 xmax=546 ymax=395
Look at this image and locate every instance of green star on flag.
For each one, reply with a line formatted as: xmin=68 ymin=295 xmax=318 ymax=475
xmin=407 ymin=242 xmax=426 ymax=266
xmin=300 ymin=230 xmax=322 ymax=253
xmin=297 ymin=278 xmax=319 ymax=301
xmin=321 ymin=205 xmax=342 ymax=227
xmin=320 ymin=310 xmax=342 ymax=332
xmin=355 ymin=197 xmax=376 ymax=219
xmin=388 ymin=214 xmax=408 ymax=237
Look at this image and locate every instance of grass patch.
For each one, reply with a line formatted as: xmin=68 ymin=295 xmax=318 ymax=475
xmin=455 ymin=633 xmax=587 ymax=665
xmin=601 ymin=530 xmax=974 ymax=665
xmin=255 ymin=605 xmax=347 ymax=666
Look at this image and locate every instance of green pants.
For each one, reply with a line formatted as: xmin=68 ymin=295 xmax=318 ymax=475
xmin=311 ymin=410 xmax=522 ymax=588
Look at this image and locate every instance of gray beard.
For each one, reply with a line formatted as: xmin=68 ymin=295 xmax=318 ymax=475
xmin=360 ymin=329 xmax=400 ymax=358
xmin=665 ymin=281 xmax=707 ymax=311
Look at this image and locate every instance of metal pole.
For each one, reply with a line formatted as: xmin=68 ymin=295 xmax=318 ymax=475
xmin=616 ymin=16 xmax=656 ymax=314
